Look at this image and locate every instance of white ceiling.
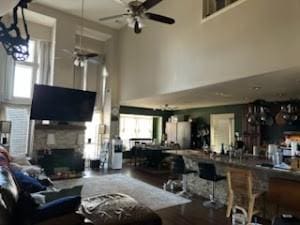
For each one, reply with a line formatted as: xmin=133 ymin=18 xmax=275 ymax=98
xmin=36 ymin=0 xmax=146 ymax=29
xmin=121 ymin=67 xmax=300 ymax=110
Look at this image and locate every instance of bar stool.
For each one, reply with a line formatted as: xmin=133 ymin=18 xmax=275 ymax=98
xmin=226 ymin=168 xmax=263 ymax=223
xmin=198 ymin=162 xmax=226 ymax=209
xmin=164 ymin=156 xmax=196 ymax=197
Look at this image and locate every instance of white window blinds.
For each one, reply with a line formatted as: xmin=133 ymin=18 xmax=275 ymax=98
xmin=120 ymin=114 xmax=153 ymax=150
xmin=5 ymin=106 xmax=30 ymax=155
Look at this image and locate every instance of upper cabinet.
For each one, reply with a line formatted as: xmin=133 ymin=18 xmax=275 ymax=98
xmin=202 ymin=0 xmax=242 ymax=19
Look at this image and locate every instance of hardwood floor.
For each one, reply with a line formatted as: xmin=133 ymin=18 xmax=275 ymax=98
xmin=83 ymin=166 xmax=235 ymax=225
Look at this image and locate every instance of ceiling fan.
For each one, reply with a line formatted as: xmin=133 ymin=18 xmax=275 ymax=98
xmin=62 ymin=0 xmax=99 ymax=67
xmin=99 ymin=0 xmax=175 ymax=34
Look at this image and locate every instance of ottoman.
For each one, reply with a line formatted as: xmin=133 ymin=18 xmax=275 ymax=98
xmin=78 ymin=193 xmax=162 ymax=225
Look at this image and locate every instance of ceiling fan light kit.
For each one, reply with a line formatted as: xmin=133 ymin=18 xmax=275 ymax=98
xmin=99 ymin=0 xmax=175 ymax=34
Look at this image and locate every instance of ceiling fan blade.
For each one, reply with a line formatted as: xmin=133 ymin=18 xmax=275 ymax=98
xmin=99 ymin=14 xmax=129 ymax=21
xmin=87 ymin=58 xmax=101 ymax=65
xmin=85 ymin=53 xmax=99 ymax=58
xmin=145 ymin=13 xmax=175 ymax=24
xmin=142 ymin=0 xmax=162 ymax=10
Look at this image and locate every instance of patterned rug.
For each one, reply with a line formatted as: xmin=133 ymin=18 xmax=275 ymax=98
xmin=54 ymin=174 xmax=191 ymax=211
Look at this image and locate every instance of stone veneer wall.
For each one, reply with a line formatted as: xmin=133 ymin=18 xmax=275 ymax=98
xmin=34 ymin=129 xmax=84 ymax=151
xmin=33 ymin=124 xmax=85 ymax=156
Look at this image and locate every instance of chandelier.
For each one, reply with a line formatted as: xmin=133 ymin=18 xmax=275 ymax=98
xmin=0 ymin=0 xmax=31 ymax=61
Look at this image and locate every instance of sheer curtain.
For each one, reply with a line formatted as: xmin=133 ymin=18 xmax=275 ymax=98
xmin=28 ymin=40 xmax=52 ymax=155
xmin=0 ymin=45 xmax=14 ymax=102
xmin=37 ymin=40 xmax=52 ymax=85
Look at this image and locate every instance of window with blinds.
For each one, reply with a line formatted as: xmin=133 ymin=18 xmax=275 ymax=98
xmin=84 ymin=111 xmax=101 ymax=160
xmin=119 ymin=114 xmax=154 ymax=150
xmin=210 ymin=113 xmax=235 ymax=153
xmin=5 ymin=106 xmax=30 ymax=155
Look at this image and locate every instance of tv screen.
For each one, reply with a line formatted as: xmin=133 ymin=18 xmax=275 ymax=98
xmin=30 ymin=84 xmax=96 ymax=122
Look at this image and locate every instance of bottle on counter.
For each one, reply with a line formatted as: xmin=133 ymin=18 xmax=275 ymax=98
xmin=221 ymin=143 xmax=225 ymax=155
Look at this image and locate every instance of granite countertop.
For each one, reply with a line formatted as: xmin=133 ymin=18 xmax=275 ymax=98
xmin=166 ymin=149 xmax=300 ymax=180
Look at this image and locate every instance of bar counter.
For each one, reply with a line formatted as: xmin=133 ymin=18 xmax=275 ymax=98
xmin=166 ymin=149 xmax=300 ymax=217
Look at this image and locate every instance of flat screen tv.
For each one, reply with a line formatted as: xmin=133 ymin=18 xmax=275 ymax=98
xmin=30 ymin=84 xmax=96 ymax=122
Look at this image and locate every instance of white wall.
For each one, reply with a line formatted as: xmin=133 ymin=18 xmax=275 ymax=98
xmin=118 ymin=0 xmax=300 ymax=102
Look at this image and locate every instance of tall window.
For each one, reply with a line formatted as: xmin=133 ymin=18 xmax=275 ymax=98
xmin=84 ymin=111 xmax=101 ymax=160
xmin=119 ymin=114 xmax=153 ymax=150
xmin=5 ymin=40 xmax=39 ymax=155
xmin=12 ymin=41 xmax=38 ymax=100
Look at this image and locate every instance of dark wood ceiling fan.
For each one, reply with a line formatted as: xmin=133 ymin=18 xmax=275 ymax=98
xmin=99 ymin=0 xmax=175 ymax=34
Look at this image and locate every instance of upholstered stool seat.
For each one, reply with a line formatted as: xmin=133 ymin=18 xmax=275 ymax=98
xmin=198 ymin=162 xmax=226 ymax=209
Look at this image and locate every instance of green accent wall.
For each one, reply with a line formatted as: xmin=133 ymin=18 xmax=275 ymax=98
xmin=175 ymin=104 xmax=246 ymax=134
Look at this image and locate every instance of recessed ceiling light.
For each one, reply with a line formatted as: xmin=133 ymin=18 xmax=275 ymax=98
xmin=251 ymin=86 xmax=261 ymax=91
xmin=276 ymin=93 xmax=286 ymax=97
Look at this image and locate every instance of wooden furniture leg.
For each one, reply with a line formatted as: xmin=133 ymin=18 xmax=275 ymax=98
xmin=226 ymin=191 xmax=233 ymax=217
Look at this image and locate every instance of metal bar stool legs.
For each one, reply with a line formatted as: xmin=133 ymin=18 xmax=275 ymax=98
xmin=198 ymin=162 xmax=226 ymax=209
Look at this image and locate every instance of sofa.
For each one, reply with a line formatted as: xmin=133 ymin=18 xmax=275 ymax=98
xmin=0 ymin=166 xmax=83 ymax=225
xmin=0 ymin=165 xmax=163 ymax=225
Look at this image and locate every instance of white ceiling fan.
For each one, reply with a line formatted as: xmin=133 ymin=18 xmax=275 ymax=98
xmin=62 ymin=0 xmax=99 ymax=67
xmin=99 ymin=0 xmax=175 ymax=34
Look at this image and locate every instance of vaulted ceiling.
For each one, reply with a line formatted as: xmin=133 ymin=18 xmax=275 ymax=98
xmin=36 ymin=0 xmax=147 ymax=29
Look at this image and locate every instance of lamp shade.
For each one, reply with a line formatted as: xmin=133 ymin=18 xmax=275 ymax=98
xmin=77 ymin=134 xmax=85 ymax=145
xmin=46 ymin=134 xmax=56 ymax=145
xmin=0 ymin=0 xmax=19 ymax=17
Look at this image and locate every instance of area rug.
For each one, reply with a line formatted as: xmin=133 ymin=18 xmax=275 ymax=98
xmin=54 ymin=174 xmax=191 ymax=211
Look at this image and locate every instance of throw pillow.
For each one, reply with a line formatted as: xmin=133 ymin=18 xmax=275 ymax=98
xmin=12 ymin=171 xmax=46 ymax=193
xmin=40 ymin=185 xmax=83 ymax=202
xmin=11 ymin=154 xmax=31 ymax=166
xmin=22 ymin=165 xmax=42 ymax=177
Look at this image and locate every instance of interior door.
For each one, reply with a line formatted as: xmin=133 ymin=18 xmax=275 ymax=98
xmin=210 ymin=113 xmax=235 ymax=153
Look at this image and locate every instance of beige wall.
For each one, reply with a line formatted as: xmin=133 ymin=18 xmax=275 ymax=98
xmin=28 ymin=3 xmax=117 ymax=89
xmin=24 ymin=4 xmax=121 ymax=142
xmin=118 ymin=0 xmax=300 ymax=102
